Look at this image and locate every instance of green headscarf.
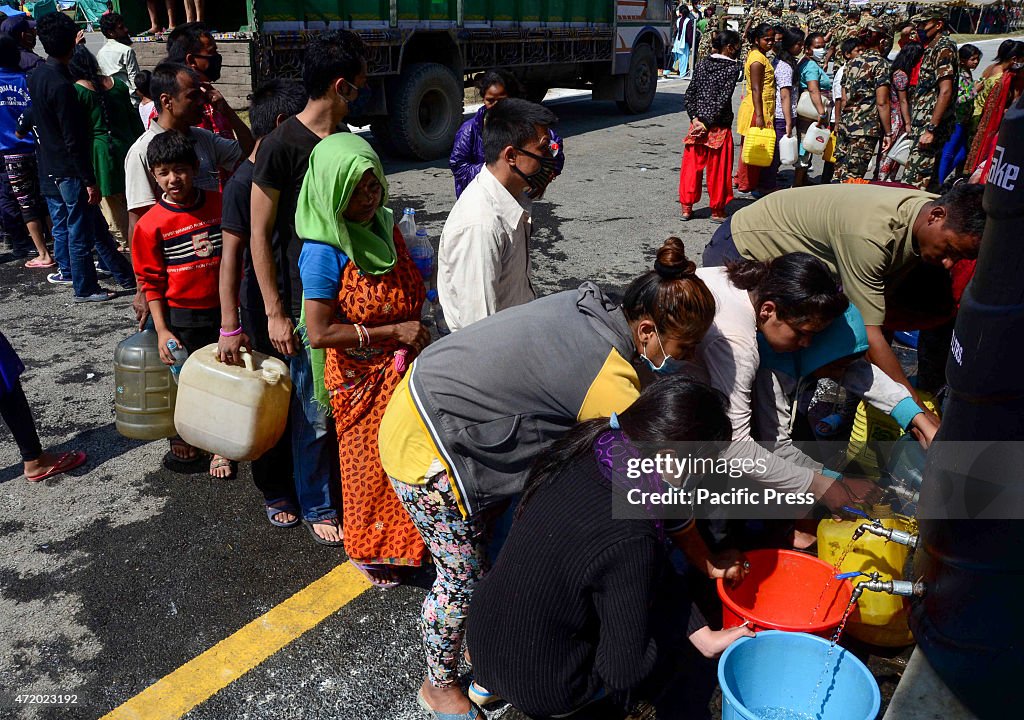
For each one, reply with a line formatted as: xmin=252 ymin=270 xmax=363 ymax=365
xmin=295 ymin=133 xmax=398 ymax=412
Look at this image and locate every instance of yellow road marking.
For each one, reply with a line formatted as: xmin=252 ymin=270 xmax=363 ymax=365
xmin=101 ymin=563 xmax=371 ymax=720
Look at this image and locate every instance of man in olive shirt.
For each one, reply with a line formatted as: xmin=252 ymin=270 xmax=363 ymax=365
xmin=703 ymin=183 xmax=985 ymax=405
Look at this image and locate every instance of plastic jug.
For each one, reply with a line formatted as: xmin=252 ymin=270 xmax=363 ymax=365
xmin=741 ymin=126 xmax=776 ymax=167
xmin=845 ymin=389 xmax=939 ymax=477
xmin=817 ymin=504 xmax=915 ymax=647
xmin=173 ymin=345 xmax=291 ymax=461
xmin=778 ymin=134 xmax=798 ymax=166
xmin=114 ymin=329 xmax=177 ymax=440
xmin=802 ymin=122 xmax=831 ymax=155
xmin=822 ymin=131 xmax=838 ymax=163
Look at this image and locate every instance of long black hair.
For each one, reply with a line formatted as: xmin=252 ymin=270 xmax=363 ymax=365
xmin=726 ymin=252 xmax=848 ymax=326
xmin=775 ymin=27 xmax=805 ymax=72
xmin=891 ymin=41 xmax=925 ymax=78
xmin=518 ymin=376 xmax=732 ymax=514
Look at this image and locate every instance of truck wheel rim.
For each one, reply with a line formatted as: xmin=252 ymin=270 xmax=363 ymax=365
xmin=418 ymin=88 xmax=449 ymax=140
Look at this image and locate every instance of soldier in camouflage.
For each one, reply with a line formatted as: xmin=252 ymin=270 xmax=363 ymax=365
xmin=806 ymin=2 xmax=830 ymax=35
xmin=826 ymin=9 xmax=863 ymax=70
xmin=783 ymin=1 xmax=803 ymax=30
xmin=904 ymin=7 xmax=959 ymax=190
xmin=834 ymin=23 xmax=893 ymax=181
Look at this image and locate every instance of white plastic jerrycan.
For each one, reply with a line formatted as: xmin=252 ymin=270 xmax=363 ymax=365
xmin=174 ymin=344 xmax=291 ymax=461
xmin=779 ymin=134 xmax=799 ymax=166
xmin=802 ymin=122 xmax=831 ymax=156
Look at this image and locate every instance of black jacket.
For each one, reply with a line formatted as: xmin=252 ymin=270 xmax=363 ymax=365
xmin=685 ymin=55 xmax=740 ymax=128
xmin=26 ymin=58 xmax=96 ymax=186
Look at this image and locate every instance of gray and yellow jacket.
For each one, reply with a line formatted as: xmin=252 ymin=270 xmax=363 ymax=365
xmin=379 ymin=283 xmax=642 ymax=517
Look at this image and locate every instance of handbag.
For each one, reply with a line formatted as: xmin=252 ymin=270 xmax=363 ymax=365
xmin=887 ymin=135 xmax=913 ymax=166
xmin=741 ymin=126 xmax=776 ymax=167
xmin=796 ymin=91 xmax=822 ymax=121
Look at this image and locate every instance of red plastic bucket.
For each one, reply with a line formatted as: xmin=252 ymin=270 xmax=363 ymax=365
xmin=717 ymin=549 xmax=854 ymax=638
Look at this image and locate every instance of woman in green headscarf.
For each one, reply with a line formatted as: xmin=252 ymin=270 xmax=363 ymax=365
xmin=296 ymin=133 xmax=430 ymax=587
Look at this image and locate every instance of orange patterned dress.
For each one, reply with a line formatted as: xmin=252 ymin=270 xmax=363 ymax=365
xmin=325 ymin=229 xmax=426 ymax=566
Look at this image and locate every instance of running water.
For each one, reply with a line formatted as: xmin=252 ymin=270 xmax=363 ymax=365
xmin=809 ymin=537 xmax=857 ymax=622
xmin=806 ymin=596 xmax=859 ymax=718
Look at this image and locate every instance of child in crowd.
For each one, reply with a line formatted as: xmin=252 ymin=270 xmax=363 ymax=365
xmin=831 ymin=38 xmax=864 ymax=127
xmin=136 ymin=70 xmax=156 ymax=130
xmin=131 ymin=130 xmax=233 ymax=479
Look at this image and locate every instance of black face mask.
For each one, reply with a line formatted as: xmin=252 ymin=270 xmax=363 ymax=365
xmin=196 ymin=53 xmax=223 ymax=83
xmin=512 ymin=145 xmax=560 ymax=199
xmin=342 ymin=80 xmax=372 ymax=116
xmin=916 ymin=24 xmax=933 ymax=43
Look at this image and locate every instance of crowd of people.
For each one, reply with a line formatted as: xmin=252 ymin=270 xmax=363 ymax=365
xmin=0 ymin=5 xmax=1005 ymax=720
xmin=677 ymin=1 xmax=1024 ymax=222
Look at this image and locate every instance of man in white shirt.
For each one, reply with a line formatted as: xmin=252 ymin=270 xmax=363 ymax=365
xmin=437 ymin=98 xmax=558 ymax=331
xmin=96 ymin=13 xmax=141 ymax=106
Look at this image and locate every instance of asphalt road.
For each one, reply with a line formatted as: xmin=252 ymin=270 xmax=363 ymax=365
xmin=0 ymin=70 xmax=921 ymax=720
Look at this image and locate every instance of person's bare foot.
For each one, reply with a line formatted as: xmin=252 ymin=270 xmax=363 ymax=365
xmin=169 ymin=437 xmax=197 ymax=461
xmin=24 ymin=450 xmax=85 ymax=480
xmin=312 ymin=519 xmax=342 ymax=543
xmin=420 ymin=680 xmax=473 ymax=716
xmin=209 ymin=455 xmax=235 ymax=479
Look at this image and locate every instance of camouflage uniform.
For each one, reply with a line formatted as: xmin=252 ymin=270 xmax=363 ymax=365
xmin=829 ymin=20 xmax=862 ymax=68
xmin=806 ymin=9 xmax=831 ymax=35
xmin=835 ymin=49 xmax=892 ymax=181
xmin=698 ymin=28 xmax=714 ymax=62
xmin=782 ymin=10 xmax=804 ymax=29
xmin=904 ymin=34 xmax=959 ymax=189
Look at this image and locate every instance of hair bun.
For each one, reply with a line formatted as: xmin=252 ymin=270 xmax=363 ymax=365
xmin=655 ymin=237 xmax=697 ymax=280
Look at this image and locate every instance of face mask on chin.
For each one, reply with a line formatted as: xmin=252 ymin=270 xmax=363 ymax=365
xmin=640 ymin=328 xmax=686 ymax=375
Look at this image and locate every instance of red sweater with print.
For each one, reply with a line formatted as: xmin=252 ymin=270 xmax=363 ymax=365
xmin=131 ymin=190 xmax=223 ymax=309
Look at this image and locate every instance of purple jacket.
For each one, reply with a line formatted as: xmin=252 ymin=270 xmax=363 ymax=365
xmin=449 ymin=106 xmax=566 ymax=198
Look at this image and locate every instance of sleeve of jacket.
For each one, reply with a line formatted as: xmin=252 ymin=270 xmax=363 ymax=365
xmin=60 ymin=83 xmax=96 ymax=186
xmin=449 ymin=119 xmax=483 ymax=197
xmin=840 ymin=359 xmax=923 ymax=429
xmin=589 ymin=538 xmax=661 ymax=691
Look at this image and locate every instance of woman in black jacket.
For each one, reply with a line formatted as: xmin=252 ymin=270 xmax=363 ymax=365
xmin=679 ymin=29 xmax=742 ymax=222
xmin=466 ymin=376 xmax=754 ymax=720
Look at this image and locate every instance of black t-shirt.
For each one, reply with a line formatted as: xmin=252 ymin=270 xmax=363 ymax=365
xmin=221 ymin=159 xmax=264 ymax=314
xmin=252 ymin=116 xmax=322 ymax=320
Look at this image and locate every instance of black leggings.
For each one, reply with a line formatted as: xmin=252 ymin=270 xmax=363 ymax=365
xmin=1 ymin=381 xmax=42 ymax=462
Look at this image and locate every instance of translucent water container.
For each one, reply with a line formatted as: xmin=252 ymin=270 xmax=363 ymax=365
xmin=114 ymin=329 xmax=177 ymax=440
xmin=173 ymin=345 xmax=291 ymax=461
xmin=817 ymin=504 xmax=915 ymax=647
xmin=802 ymin=122 xmax=830 ymax=155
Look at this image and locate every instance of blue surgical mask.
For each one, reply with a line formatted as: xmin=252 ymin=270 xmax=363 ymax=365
xmin=641 ymin=328 xmax=686 ymax=375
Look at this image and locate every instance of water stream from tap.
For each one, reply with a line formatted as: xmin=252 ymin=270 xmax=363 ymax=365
xmin=810 ymin=537 xmax=857 ymax=623
xmin=806 ymin=596 xmax=859 ymax=718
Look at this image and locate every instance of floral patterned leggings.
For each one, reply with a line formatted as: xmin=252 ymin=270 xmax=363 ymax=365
xmin=390 ymin=471 xmax=491 ymax=688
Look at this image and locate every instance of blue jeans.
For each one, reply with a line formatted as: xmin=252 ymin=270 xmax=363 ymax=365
xmin=46 ymin=176 xmax=134 ymax=297
xmin=938 ymin=122 xmax=969 ymax=184
xmin=287 ymin=342 xmax=338 ymax=522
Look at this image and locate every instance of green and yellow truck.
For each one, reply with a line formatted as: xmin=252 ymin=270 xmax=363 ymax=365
xmin=115 ymin=0 xmax=674 ymax=159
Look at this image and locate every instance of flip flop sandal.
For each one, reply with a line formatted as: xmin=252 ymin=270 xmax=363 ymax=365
xmin=26 ymin=450 xmax=87 ymax=482
xmin=162 ymin=438 xmax=206 ymax=474
xmin=304 ymin=518 xmax=345 ymax=547
xmin=416 ymin=689 xmax=481 ymax=720
xmin=209 ymin=455 xmax=237 ymax=480
xmin=467 ymin=682 xmax=501 ymax=707
xmin=264 ymin=498 xmax=301 ymax=528
xmin=25 ymin=258 xmax=56 ymax=268
xmin=349 ymin=560 xmax=400 ymax=590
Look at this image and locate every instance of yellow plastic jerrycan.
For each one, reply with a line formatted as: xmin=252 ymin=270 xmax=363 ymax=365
xmin=817 ymin=504 xmax=916 ymax=647
xmin=742 ymin=126 xmax=776 ymax=167
xmin=846 ymin=390 xmax=939 ymax=477
xmin=173 ymin=345 xmax=291 ymax=461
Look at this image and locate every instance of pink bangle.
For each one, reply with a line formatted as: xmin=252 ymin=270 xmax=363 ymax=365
xmin=219 ymin=326 xmax=243 ymax=337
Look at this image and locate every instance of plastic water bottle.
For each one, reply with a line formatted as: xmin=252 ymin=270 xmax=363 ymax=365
xmin=398 ymin=207 xmax=417 ymax=241
xmin=409 ymin=227 xmax=435 ymax=325
xmin=166 ymin=340 xmax=189 ymax=384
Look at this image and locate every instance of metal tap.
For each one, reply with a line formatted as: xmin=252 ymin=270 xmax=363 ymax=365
xmin=836 ymin=571 xmax=927 ymax=603
xmin=843 ymin=506 xmax=919 ymax=548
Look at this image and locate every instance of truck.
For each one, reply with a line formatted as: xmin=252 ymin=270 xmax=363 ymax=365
xmin=116 ymin=0 xmax=674 ymax=159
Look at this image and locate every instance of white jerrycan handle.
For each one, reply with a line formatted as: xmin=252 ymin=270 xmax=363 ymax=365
xmin=240 ymin=348 xmax=255 ymax=371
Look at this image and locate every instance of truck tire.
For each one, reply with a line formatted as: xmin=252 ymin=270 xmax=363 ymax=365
xmin=386 ymin=63 xmax=463 ymax=160
xmin=617 ymin=43 xmax=658 ymax=114
xmin=524 ymin=82 xmax=550 ymax=104
xmin=369 ymin=121 xmax=399 ymax=156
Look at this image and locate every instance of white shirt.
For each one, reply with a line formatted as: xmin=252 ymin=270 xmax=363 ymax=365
xmin=97 ymin=38 xmax=141 ymax=105
xmin=694 ymin=266 xmax=816 ymax=494
xmin=124 ymin=119 xmax=242 ymax=211
xmin=437 ymin=166 xmax=535 ymax=331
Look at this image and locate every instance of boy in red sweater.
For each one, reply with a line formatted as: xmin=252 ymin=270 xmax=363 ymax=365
xmin=132 ymin=130 xmax=233 ymax=477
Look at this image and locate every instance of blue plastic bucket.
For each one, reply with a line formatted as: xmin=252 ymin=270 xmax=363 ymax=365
xmin=718 ymin=631 xmax=880 ymax=720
